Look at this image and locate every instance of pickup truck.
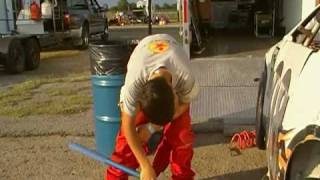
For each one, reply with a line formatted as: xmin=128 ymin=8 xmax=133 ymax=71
xmin=37 ymin=0 xmax=109 ymax=48
xmin=64 ymin=0 xmax=109 ymax=48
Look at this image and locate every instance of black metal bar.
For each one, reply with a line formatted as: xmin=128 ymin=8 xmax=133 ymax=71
xmin=148 ymin=0 xmax=152 ymax=35
xmin=4 ymin=0 xmax=10 ymax=32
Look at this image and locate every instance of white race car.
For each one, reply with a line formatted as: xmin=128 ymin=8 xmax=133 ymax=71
xmin=256 ymin=5 xmax=320 ymax=180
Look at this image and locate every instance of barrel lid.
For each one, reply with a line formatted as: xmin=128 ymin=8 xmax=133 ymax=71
xmin=91 ymin=75 xmax=125 ymax=86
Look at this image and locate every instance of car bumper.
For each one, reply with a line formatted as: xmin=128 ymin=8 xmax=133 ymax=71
xmin=70 ymin=28 xmax=82 ymax=39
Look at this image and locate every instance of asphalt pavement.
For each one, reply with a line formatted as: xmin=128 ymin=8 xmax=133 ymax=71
xmin=0 ymin=26 xmax=277 ymax=179
xmin=109 ymin=26 xmax=277 ymax=135
xmin=109 ymin=25 xmax=181 ymax=43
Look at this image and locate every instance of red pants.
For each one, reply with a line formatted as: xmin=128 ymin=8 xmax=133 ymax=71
xmin=105 ymin=110 xmax=195 ymax=180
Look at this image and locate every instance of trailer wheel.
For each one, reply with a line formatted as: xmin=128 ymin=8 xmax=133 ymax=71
xmin=25 ymin=38 xmax=40 ymax=70
xmin=256 ymin=68 xmax=267 ymax=150
xmin=5 ymin=39 xmax=25 ymax=74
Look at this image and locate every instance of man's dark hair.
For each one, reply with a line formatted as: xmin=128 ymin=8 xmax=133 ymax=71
xmin=139 ymin=77 xmax=174 ymax=125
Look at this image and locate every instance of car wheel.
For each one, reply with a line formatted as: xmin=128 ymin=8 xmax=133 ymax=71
xmin=288 ymin=141 xmax=320 ymax=180
xmin=256 ymin=68 xmax=267 ymax=150
xmin=80 ymin=23 xmax=89 ymax=49
xmin=5 ymin=38 xmax=25 ymax=74
xmin=25 ymin=38 xmax=40 ymax=70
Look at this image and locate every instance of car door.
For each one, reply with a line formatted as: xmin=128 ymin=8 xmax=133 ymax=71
xmin=87 ymin=0 xmax=105 ymax=34
xmin=266 ymin=6 xmax=320 ymax=180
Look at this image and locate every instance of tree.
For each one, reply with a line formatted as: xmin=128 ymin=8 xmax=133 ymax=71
xmin=155 ymin=4 xmax=161 ymax=10
xmin=128 ymin=2 xmax=136 ymax=10
xmin=102 ymin=4 xmax=109 ymax=10
xmin=171 ymin=3 xmax=177 ymax=9
xmin=162 ymin=3 xmax=171 ymax=9
xmin=117 ymin=0 xmax=128 ymax=11
xmin=110 ymin=6 xmax=119 ymax=11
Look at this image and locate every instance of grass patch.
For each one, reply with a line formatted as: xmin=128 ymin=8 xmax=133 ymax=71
xmin=40 ymin=50 xmax=81 ymax=61
xmin=0 ymin=73 xmax=92 ymax=118
xmin=0 ymin=94 xmax=92 ymax=117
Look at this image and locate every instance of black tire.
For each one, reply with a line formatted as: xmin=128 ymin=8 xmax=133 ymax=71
xmin=256 ymin=68 xmax=267 ymax=150
xmin=25 ymin=38 xmax=40 ymax=70
xmin=288 ymin=141 xmax=320 ymax=180
xmin=80 ymin=23 xmax=89 ymax=49
xmin=5 ymin=38 xmax=25 ymax=74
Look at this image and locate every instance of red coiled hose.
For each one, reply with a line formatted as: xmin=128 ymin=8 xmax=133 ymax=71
xmin=229 ymin=130 xmax=256 ymax=154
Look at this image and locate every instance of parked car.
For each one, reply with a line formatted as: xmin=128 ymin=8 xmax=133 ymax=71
xmin=256 ymin=5 xmax=320 ymax=180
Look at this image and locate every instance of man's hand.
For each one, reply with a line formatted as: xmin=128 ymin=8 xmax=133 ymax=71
xmin=137 ymin=124 xmax=152 ymax=144
xmin=121 ymin=112 xmax=156 ymax=180
xmin=140 ymin=164 xmax=157 ymax=180
xmin=137 ymin=123 xmax=162 ymax=144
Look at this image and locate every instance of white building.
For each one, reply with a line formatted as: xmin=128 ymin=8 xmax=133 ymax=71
xmin=136 ymin=0 xmax=146 ymax=8
xmin=283 ymin=0 xmax=319 ymax=32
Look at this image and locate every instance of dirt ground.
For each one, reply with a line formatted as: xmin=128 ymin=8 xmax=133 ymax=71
xmin=0 ymin=38 xmax=269 ymax=179
xmin=0 ymin=109 xmax=267 ymax=179
xmin=0 ymin=131 xmax=267 ymax=180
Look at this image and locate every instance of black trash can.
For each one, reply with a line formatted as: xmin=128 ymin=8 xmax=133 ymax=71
xmin=89 ymin=40 xmax=130 ymax=75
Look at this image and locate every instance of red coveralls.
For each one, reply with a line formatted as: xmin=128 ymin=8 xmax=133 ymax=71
xmin=105 ymin=109 xmax=195 ymax=180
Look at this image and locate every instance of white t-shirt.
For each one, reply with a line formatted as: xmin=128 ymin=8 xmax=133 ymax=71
xmin=120 ymin=34 xmax=199 ymax=117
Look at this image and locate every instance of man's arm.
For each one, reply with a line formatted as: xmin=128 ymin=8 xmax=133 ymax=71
xmin=173 ymin=102 xmax=190 ymax=120
xmin=172 ymin=81 xmax=195 ymax=120
xmin=121 ymin=111 xmax=156 ymax=180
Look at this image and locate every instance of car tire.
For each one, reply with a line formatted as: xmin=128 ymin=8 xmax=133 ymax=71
xmin=288 ymin=141 xmax=320 ymax=180
xmin=80 ymin=23 xmax=89 ymax=49
xmin=256 ymin=68 xmax=267 ymax=150
xmin=25 ymin=38 xmax=40 ymax=70
xmin=5 ymin=38 xmax=25 ymax=74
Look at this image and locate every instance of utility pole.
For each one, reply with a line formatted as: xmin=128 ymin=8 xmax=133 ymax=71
xmin=148 ymin=0 xmax=152 ymax=35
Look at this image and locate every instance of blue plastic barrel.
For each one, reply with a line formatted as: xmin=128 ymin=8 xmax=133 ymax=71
xmin=91 ymin=75 xmax=124 ymax=157
xmin=89 ymin=40 xmax=131 ymax=157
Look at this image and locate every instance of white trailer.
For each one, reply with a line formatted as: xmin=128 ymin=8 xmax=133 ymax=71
xmin=0 ymin=0 xmax=108 ymax=74
xmin=180 ymin=0 xmax=204 ymax=58
xmin=180 ymin=0 xmax=191 ymax=58
xmin=0 ymin=0 xmax=40 ymax=74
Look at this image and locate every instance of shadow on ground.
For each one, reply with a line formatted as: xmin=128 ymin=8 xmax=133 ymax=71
xmin=201 ymin=167 xmax=267 ymax=180
xmin=192 ymin=107 xmax=257 ymax=149
xmin=0 ymin=49 xmax=90 ymax=88
xmin=194 ymin=132 xmax=229 ymax=148
xmin=192 ymin=30 xmax=279 ymax=58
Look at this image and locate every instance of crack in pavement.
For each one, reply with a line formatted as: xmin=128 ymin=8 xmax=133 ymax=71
xmin=0 ymin=131 xmax=94 ymax=138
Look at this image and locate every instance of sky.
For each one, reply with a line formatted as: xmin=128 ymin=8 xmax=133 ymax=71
xmin=97 ymin=0 xmax=175 ymax=7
